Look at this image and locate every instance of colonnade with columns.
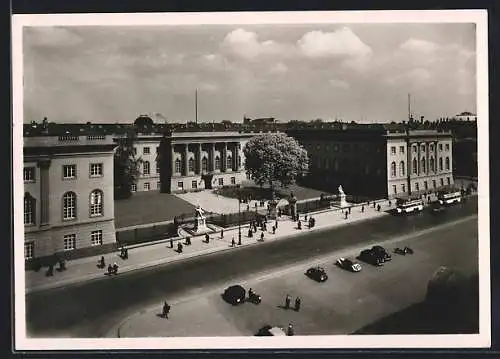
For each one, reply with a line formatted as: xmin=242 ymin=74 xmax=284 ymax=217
xmin=170 ymin=141 xmax=243 ymax=176
xmin=409 ymin=140 xmax=450 ymax=177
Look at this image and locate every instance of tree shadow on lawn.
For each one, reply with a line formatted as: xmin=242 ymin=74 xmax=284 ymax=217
xmin=214 ymin=183 xmax=332 ymax=202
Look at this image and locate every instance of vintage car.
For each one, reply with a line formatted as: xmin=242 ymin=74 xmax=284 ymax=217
xmin=335 ymin=257 xmax=362 ymax=272
xmin=305 ymin=266 xmax=328 ymax=282
xmin=222 ymin=284 xmax=246 ymax=305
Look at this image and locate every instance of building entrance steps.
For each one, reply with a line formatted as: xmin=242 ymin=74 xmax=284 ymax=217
xmin=24 ymin=197 xmax=445 ymax=294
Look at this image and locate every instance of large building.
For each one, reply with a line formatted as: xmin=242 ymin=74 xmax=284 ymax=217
xmin=158 ymin=131 xmax=255 ymax=193
xmin=23 ymin=134 xmax=117 ymax=262
xmin=287 ymin=125 xmax=454 ymax=199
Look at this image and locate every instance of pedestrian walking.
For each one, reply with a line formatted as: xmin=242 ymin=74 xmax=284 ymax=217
xmin=162 ymin=301 xmax=171 ymax=319
xmin=348 ymin=207 xmax=352 ymax=214
xmin=295 ymin=297 xmax=301 ymax=312
xmin=305 ymin=214 xmax=308 ymax=221
xmin=308 ymin=218 xmax=313 ymax=229
xmin=275 ymin=220 xmax=278 ymax=229
xmin=297 ymin=220 xmax=302 ymax=230
xmin=220 ymin=229 xmax=224 ymax=239
xmin=107 ymin=264 xmax=113 ymax=275
xmin=345 ymin=211 xmax=348 ymax=219
xmin=248 ymin=228 xmax=253 ymax=237
xmin=205 ymin=233 xmax=210 ymax=243
xmin=170 ymin=238 xmax=174 ymax=248
xmin=231 ymin=238 xmax=236 ymax=247
xmin=99 ymin=256 xmax=105 ymax=268
xmin=272 ymin=226 xmax=276 ymax=234
xmin=377 ymin=204 xmax=381 ymax=212
xmin=112 ymin=262 xmax=119 ymax=275
xmin=361 ymin=205 xmax=364 ymax=213
xmin=285 ymin=294 xmax=291 ymax=309
xmin=177 ymin=242 xmax=183 ymax=253
xmin=373 ymin=202 xmax=376 ymax=208
xmin=287 ymin=323 xmax=294 ymax=336
xmin=260 ymin=232 xmax=264 ymax=241
xmin=46 ymin=264 xmax=54 ymax=277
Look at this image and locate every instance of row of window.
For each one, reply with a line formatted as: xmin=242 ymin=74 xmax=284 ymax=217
xmin=131 ymin=182 xmax=161 ymax=192
xmin=391 ymin=177 xmax=452 ymax=194
xmin=24 ymin=230 xmax=103 ymax=259
xmin=176 ymin=176 xmax=236 ymax=190
xmin=140 ymin=160 xmax=161 ymax=176
xmin=24 ymin=163 xmax=104 ymax=182
xmin=390 ymin=143 xmax=450 ymax=156
xmin=174 ymin=156 xmax=240 ymax=173
xmin=311 ymin=143 xmax=377 ymax=153
xmin=390 ymin=157 xmax=450 ymax=178
xmin=133 ymin=146 xmax=158 ymax=155
xmin=24 ymin=190 xmax=104 ymax=225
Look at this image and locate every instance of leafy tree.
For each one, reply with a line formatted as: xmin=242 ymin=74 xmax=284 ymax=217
xmin=243 ymin=133 xmax=309 ymax=193
xmin=114 ymin=128 xmax=143 ymax=199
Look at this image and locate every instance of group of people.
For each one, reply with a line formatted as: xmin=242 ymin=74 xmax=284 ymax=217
xmin=98 ymin=255 xmax=119 ymax=275
xmin=296 ymin=214 xmax=316 ymax=230
xmin=284 ymin=294 xmax=301 ymax=312
xmin=45 ymin=258 xmax=67 ymax=277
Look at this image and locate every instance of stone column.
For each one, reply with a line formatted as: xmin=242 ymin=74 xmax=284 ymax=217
xmin=171 ymin=143 xmax=176 ymax=175
xmin=197 ymin=143 xmax=202 ymax=174
xmin=184 ymin=143 xmax=189 ymax=176
xmin=435 ymin=141 xmax=439 ymax=173
xmin=417 ymin=141 xmax=421 ymax=176
xmin=38 ymin=159 xmax=51 ymax=225
xmin=425 ymin=142 xmax=429 ymax=176
xmin=211 ymin=143 xmax=216 ymax=171
xmin=222 ymin=142 xmax=227 ymax=172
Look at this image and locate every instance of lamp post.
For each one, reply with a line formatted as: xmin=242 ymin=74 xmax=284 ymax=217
xmin=238 ymin=188 xmax=242 ymax=245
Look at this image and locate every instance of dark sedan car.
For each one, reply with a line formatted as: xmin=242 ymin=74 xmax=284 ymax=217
xmin=336 ymin=257 xmax=362 ymax=272
xmin=305 ymin=266 xmax=328 ymax=282
xmin=371 ymin=245 xmax=392 ymax=262
xmin=357 ymin=249 xmax=383 ymax=266
xmin=222 ymin=285 xmax=246 ymax=305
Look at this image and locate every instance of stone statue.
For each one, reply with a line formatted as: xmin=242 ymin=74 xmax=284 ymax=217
xmin=195 ymin=206 xmax=205 ymax=218
xmin=338 ymin=185 xmax=345 ymax=195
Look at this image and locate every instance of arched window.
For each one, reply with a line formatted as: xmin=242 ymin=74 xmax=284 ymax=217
xmin=430 ymin=144 xmax=434 ymax=152
xmin=445 ymin=157 xmax=450 ymax=170
xmin=421 ymin=157 xmax=426 ymax=173
xmin=143 ymin=161 xmax=150 ymax=175
xmin=391 ymin=161 xmax=396 ymax=177
xmin=63 ymin=191 xmax=77 ymax=220
xmin=215 ymin=156 xmax=221 ymax=170
xmin=399 ymin=161 xmax=405 ymax=176
xmin=24 ymin=193 xmax=35 ymax=225
xmin=201 ymin=157 xmax=208 ymax=172
xmin=430 ymin=157 xmax=435 ymax=172
xmin=188 ymin=158 xmax=195 ymax=172
xmin=226 ymin=155 xmax=232 ymax=170
xmin=412 ymin=158 xmax=417 ymax=174
xmin=89 ymin=189 xmax=103 ymax=216
xmin=439 ymin=157 xmax=443 ymax=171
xmin=175 ymin=158 xmax=181 ymax=173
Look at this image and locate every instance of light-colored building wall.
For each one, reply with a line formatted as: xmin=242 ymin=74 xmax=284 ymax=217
xmin=23 ymin=135 xmax=117 ymax=260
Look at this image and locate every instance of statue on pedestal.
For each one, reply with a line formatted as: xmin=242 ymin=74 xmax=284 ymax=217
xmin=338 ymin=185 xmax=347 ymax=208
xmin=288 ymin=192 xmax=298 ymax=220
xmin=194 ymin=205 xmax=207 ymax=231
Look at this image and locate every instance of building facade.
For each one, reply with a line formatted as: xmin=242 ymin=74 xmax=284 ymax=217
xmin=386 ymin=129 xmax=454 ymax=198
xmin=286 ymin=126 xmax=454 ymax=199
xmin=159 ymin=131 xmax=254 ymax=193
xmin=23 ymin=134 xmax=117 ymax=262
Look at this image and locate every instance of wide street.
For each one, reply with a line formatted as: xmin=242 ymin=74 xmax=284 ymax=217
xmin=25 ymin=198 xmax=478 ymax=338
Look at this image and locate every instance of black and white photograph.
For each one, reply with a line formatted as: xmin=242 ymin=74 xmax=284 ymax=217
xmin=12 ymin=10 xmax=490 ymax=350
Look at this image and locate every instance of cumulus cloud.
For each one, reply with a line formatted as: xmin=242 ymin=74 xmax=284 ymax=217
xmin=269 ymin=62 xmax=288 ymax=74
xmin=220 ymin=28 xmax=287 ymax=60
xmin=329 ymin=79 xmax=350 ymax=89
xmin=297 ymin=27 xmax=372 ymax=58
xmin=399 ymin=38 xmax=440 ymax=53
xmin=386 ymin=68 xmax=432 ymax=87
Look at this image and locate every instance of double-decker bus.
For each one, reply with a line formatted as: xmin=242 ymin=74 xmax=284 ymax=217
xmin=395 ymin=197 xmax=424 ymax=214
xmin=438 ymin=190 xmax=462 ymax=205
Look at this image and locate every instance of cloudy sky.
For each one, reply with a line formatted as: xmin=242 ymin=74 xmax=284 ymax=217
xmin=23 ymin=23 xmax=476 ymax=124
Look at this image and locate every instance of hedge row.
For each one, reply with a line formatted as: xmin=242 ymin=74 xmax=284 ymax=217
xmin=116 ymin=223 xmax=178 ymax=247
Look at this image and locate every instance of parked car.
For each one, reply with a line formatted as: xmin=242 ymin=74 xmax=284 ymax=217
xmin=357 ymin=249 xmax=383 ymax=266
xmin=335 ymin=257 xmax=362 ymax=272
xmin=222 ymin=284 xmax=246 ymax=305
xmin=255 ymin=325 xmax=287 ymax=336
xmin=394 ymin=246 xmax=414 ymax=255
xmin=371 ymin=245 xmax=392 ymax=262
xmin=305 ymin=266 xmax=328 ymax=282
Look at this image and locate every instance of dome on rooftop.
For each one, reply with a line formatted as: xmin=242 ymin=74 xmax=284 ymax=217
xmin=134 ymin=114 xmax=154 ymax=128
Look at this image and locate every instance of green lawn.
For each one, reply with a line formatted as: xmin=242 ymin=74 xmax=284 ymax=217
xmin=114 ymin=191 xmax=196 ymax=228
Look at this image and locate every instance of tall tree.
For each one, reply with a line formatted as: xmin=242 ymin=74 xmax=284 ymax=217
xmin=114 ymin=128 xmax=143 ymax=199
xmin=243 ymin=133 xmax=309 ymax=193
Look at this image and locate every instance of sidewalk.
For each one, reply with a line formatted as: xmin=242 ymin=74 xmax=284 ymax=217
xmin=24 ymin=199 xmax=396 ymax=294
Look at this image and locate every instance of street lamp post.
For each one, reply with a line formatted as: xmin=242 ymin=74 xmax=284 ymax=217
xmin=238 ymin=188 xmax=242 ymax=245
